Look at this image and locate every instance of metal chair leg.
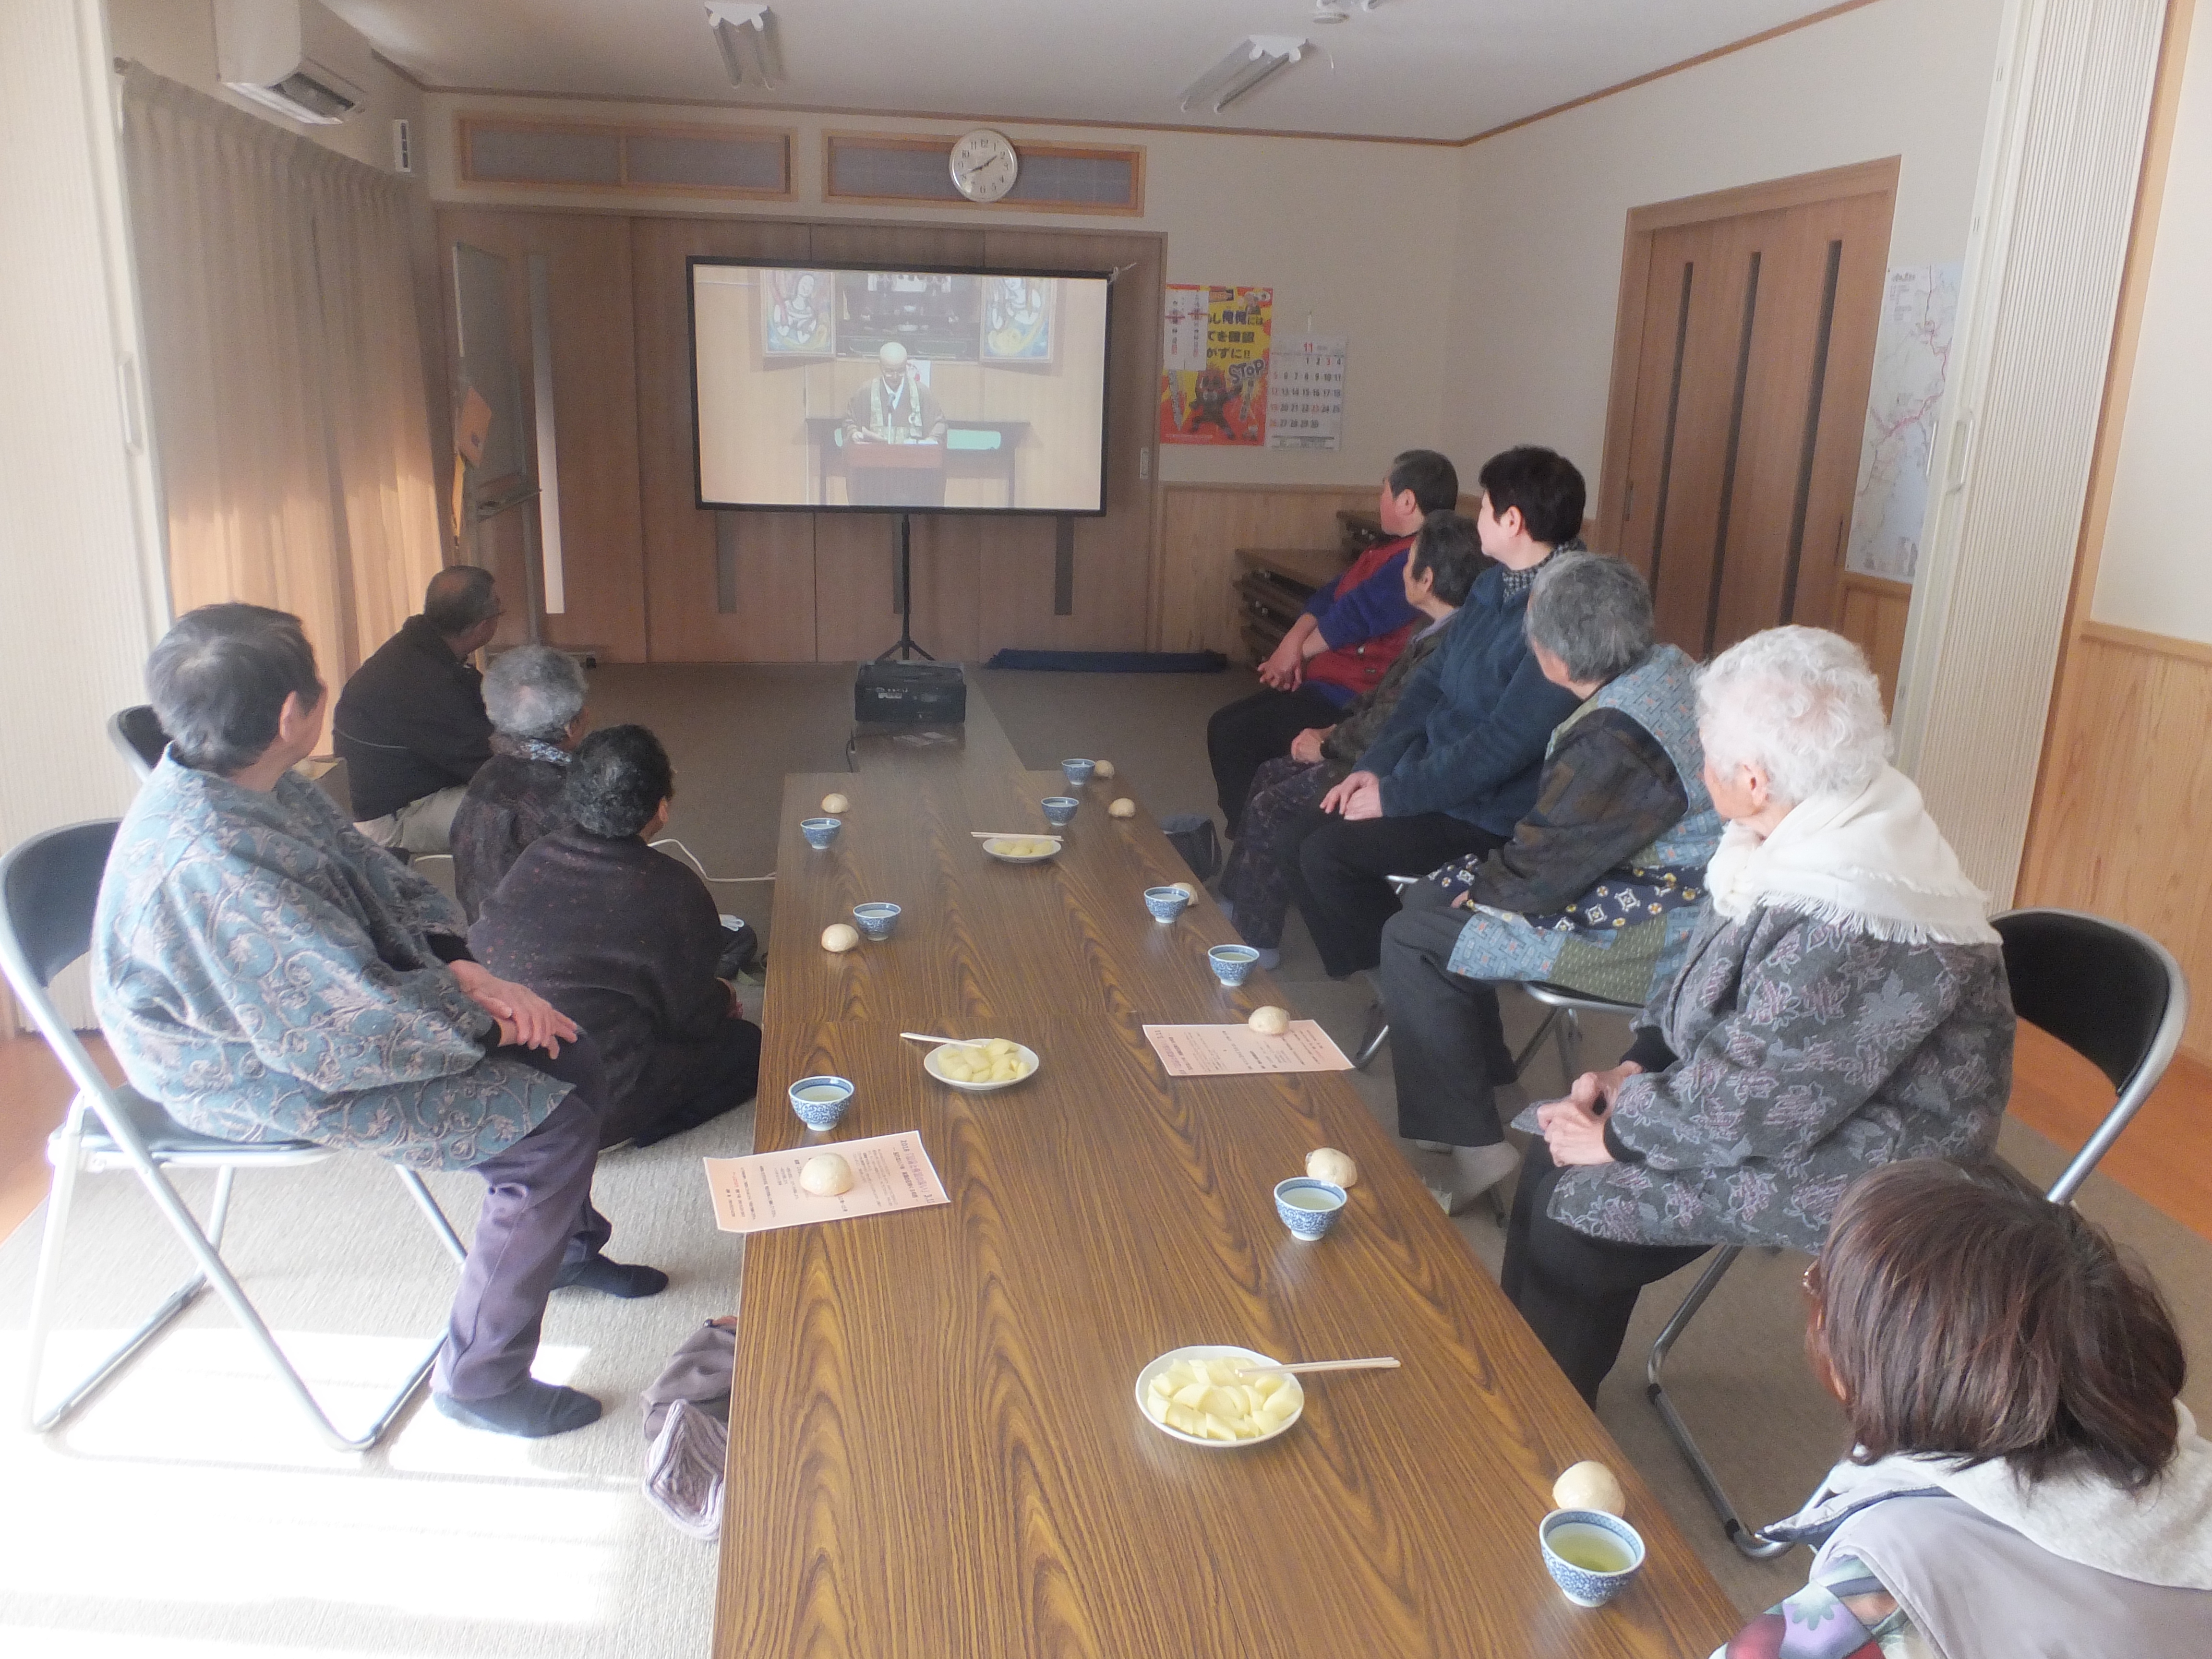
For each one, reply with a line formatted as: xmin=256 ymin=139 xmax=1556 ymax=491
xmin=1551 ymin=1008 xmax=1585 ymax=1089
xmin=26 ymin=1147 xmax=467 ymax=1452
xmin=1510 ymin=1009 xmax=1560 ymax=1078
xmin=1351 ymin=1000 xmax=1391 ymax=1069
xmin=1645 ymin=1246 xmax=1792 ymax=1559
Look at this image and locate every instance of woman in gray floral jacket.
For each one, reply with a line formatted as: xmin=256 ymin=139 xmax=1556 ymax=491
xmin=1502 ymin=626 xmax=2014 ymax=1403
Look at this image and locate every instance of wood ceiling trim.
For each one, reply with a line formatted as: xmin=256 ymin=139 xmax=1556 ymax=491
xmin=399 ymin=0 xmax=1890 ymax=152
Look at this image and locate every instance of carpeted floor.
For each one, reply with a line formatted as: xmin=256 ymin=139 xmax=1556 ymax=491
xmin=4 ymin=661 xmax=2206 ymax=1655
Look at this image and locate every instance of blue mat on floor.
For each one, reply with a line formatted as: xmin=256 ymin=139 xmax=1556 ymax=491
xmin=983 ymin=649 xmax=1227 ymax=673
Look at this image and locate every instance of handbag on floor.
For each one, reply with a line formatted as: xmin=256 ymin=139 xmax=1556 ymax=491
xmin=1158 ymin=813 xmax=1222 ymax=882
xmin=643 ymin=1318 xmax=736 ymax=1539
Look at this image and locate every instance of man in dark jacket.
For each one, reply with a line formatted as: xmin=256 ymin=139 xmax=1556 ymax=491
xmin=471 ymin=725 xmax=763 ymax=1149
xmin=335 ymin=567 xmax=501 ymax=854
xmin=1285 ymin=447 xmax=1590 ymax=979
xmin=1205 ymin=449 xmax=1459 ymax=833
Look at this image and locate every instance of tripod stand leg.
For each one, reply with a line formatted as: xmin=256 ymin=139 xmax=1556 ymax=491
xmin=877 ymin=512 xmax=936 ymax=661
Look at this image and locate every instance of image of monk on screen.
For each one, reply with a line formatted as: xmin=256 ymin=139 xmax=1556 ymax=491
xmin=841 ymin=343 xmax=948 ymax=447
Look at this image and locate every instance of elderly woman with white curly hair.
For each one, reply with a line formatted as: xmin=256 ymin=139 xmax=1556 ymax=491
xmin=451 ymin=644 xmax=589 ymax=920
xmin=1500 ymin=626 xmax=2015 ymax=1404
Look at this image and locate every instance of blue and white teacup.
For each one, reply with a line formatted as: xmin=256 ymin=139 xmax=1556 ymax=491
xmin=1143 ymin=886 xmax=1190 ymax=923
xmin=800 ymin=816 xmax=842 ymax=850
xmin=1060 ymin=758 xmax=1097 ymax=787
xmin=853 ymin=902 xmax=901 ymax=941
xmin=1208 ymin=944 xmax=1259 ymax=987
xmin=1539 ymin=1509 xmax=1647 ymax=1607
xmin=1040 ymin=796 xmax=1080 ymax=827
xmin=1273 ymin=1178 xmax=1347 ymax=1241
xmin=788 ymin=1075 xmax=853 ymax=1131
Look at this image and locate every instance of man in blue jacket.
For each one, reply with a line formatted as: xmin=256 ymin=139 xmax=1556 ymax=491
xmin=1286 ymin=448 xmax=1589 ymax=979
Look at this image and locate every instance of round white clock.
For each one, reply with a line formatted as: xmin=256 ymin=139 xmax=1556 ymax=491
xmin=950 ymin=129 xmax=1019 ymax=204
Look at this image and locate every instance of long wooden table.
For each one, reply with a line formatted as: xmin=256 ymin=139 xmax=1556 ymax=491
xmin=715 ymin=692 xmax=1736 ymax=1657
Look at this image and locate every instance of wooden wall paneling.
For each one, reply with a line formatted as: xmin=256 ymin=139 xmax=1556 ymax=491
xmin=436 ymin=208 xmax=649 ymax=660
xmin=1156 ymin=485 xmax=1376 ymax=660
xmin=2016 ymin=627 xmax=2212 ymax=1061
xmin=631 ymin=214 xmax=817 ymax=662
xmin=1834 ymin=571 xmax=1911 ymax=709
xmin=978 ymin=228 xmax=1163 ymax=654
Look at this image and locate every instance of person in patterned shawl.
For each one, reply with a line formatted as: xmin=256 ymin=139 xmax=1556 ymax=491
xmin=1380 ymin=551 xmax=1721 ymax=1214
xmin=450 ymin=644 xmax=588 ymax=921
xmin=1503 ymin=626 xmax=2013 ymax=1404
xmin=93 ymin=605 xmax=665 ymax=1439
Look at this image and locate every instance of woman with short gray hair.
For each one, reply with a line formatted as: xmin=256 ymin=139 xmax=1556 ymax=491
xmin=1503 ymin=625 xmax=2014 ymax=1404
xmin=451 ymin=645 xmax=589 ymax=919
xmin=1380 ymin=551 xmax=1720 ymax=1212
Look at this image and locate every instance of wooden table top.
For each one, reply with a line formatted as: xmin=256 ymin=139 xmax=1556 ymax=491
xmin=715 ymin=692 xmax=1737 ymax=1658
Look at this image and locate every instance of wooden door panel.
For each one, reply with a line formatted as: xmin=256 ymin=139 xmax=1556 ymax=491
xmin=1779 ymin=192 xmax=1895 ymax=634
xmin=436 ymin=209 xmax=648 ymax=661
xmin=1599 ymin=164 xmax=1900 ymax=662
xmin=632 ymin=216 xmax=817 ymax=662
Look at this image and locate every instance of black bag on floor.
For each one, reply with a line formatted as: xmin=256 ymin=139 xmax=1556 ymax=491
xmin=1158 ymin=813 xmax=1221 ymax=882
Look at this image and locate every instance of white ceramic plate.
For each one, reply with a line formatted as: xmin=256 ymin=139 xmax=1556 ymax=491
xmin=1134 ymin=1345 xmax=1305 ymax=1448
xmin=981 ymin=836 xmax=1060 ymax=865
xmin=923 ymin=1040 xmax=1041 ymax=1092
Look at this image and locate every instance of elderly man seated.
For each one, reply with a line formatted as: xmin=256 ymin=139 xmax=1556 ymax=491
xmin=1503 ymin=627 xmax=2015 ymax=1403
xmin=451 ymin=644 xmax=589 ymax=920
xmin=1378 ymin=552 xmax=1720 ymax=1213
xmin=94 ymin=604 xmax=664 ymax=1439
xmin=471 ymin=726 xmax=762 ymax=1150
xmin=335 ymin=567 xmax=501 ymax=855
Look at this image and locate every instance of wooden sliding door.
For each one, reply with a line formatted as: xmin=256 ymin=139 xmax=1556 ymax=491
xmin=1599 ymin=161 xmax=1896 ymax=659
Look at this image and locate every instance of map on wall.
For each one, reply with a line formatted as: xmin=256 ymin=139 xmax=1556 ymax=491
xmin=1844 ymin=263 xmax=1962 ymax=583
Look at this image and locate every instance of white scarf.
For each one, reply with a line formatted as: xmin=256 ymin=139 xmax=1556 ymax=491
xmin=1702 ymin=764 xmax=1997 ymax=946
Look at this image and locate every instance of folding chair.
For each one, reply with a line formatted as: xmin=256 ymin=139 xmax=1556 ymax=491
xmin=5 ymin=820 xmax=470 ymax=1452
xmin=107 ymin=705 xmax=168 ymax=781
xmin=1645 ymin=905 xmax=2189 ymax=1556
xmin=1349 ymin=873 xmax=1642 ymax=1083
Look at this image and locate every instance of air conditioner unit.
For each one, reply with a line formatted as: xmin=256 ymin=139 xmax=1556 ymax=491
xmin=216 ymin=0 xmax=365 ymax=125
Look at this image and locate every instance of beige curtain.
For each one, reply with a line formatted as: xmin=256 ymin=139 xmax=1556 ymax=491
xmin=120 ymin=69 xmax=441 ymax=685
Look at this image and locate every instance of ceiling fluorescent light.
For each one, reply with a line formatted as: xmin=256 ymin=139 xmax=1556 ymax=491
xmin=1179 ymin=35 xmax=1309 ymax=114
xmin=706 ymin=1 xmax=779 ymax=89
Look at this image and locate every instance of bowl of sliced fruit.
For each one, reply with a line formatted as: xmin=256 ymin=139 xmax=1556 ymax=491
xmin=1136 ymin=1346 xmax=1304 ymax=1447
xmin=982 ymin=835 xmax=1060 ymax=865
xmin=924 ymin=1037 xmax=1039 ymax=1092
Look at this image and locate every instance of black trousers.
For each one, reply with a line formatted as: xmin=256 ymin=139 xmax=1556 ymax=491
xmin=1501 ymin=1140 xmax=1710 ymax=1404
xmin=606 ymin=1018 xmax=764 ymax=1149
xmin=436 ymin=1038 xmax=614 ymax=1401
xmin=1377 ymin=882 xmax=1519 ymax=1145
xmin=1206 ymin=685 xmax=1342 ymax=834
xmin=1287 ymin=810 xmax=1502 ymax=979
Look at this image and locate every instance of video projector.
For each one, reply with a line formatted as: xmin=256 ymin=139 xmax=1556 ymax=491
xmin=854 ymin=660 xmax=966 ymax=725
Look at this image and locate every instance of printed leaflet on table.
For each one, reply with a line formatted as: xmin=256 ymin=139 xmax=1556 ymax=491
xmin=1160 ymin=285 xmax=1271 ymax=446
xmin=703 ymin=1131 xmax=949 ymax=1234
xmin=1143 ymin=1021 xmax=1354 ymax=1076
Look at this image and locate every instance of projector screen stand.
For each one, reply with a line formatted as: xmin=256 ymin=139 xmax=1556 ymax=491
xmin=877 ymin=513 xmax=935 ymax=663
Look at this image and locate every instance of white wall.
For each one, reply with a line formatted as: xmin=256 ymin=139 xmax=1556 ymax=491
xmin=2091 ymin=5 xmax=2212 ymax=645
xmin=1443 ymin=0 xmax=2005 ymax=502
xmin=421 ymin=95 xmax=1462 ymax=491
xmin=0 ymin=0 xmax=168 ymax=1027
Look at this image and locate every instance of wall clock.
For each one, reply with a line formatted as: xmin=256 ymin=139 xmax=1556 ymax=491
xmin=950 ymin=128 xmax=1019 ymax=204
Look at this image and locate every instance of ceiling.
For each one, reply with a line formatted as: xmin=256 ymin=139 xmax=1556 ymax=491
xmin=323 ymin=0 xmax=1847 ymax=144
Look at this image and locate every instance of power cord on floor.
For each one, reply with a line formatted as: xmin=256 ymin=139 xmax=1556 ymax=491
xmin=650 ymin=838 xmax=776 ymax=884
